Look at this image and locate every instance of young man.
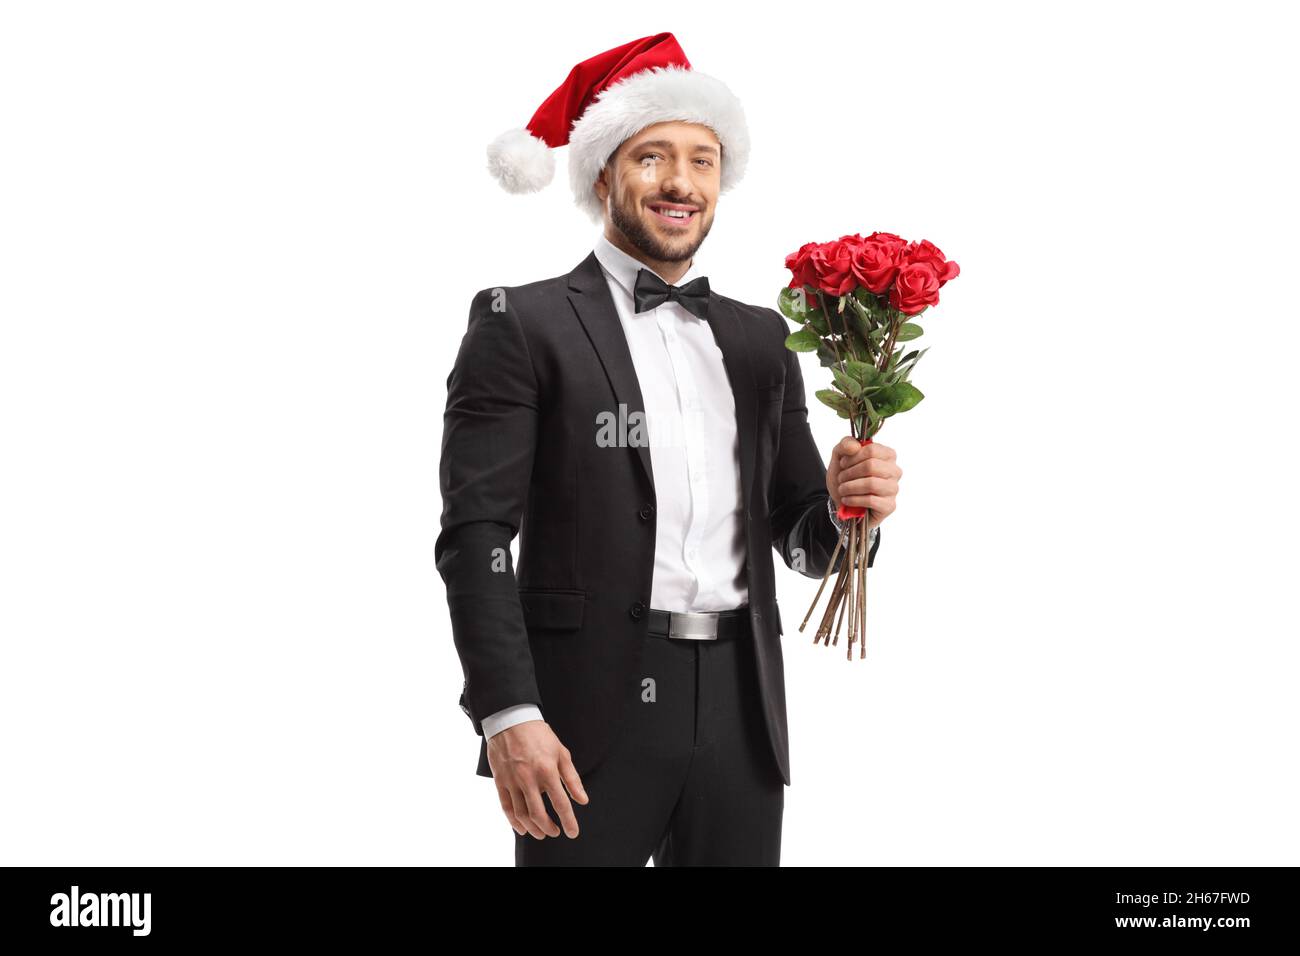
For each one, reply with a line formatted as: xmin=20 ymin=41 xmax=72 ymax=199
xmin=437 ymin=33 xmax=900 ymax=865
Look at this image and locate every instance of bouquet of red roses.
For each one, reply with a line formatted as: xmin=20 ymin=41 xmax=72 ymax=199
xmin=780 ymin=231 xmax=959 ymax=658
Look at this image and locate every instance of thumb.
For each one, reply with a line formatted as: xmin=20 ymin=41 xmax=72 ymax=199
xmin=835 ymin=435 xmax=860 ymax=464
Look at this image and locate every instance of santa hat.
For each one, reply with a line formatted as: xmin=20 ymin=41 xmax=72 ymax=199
xmin=485 ymin=32 xmax=750 ymax=224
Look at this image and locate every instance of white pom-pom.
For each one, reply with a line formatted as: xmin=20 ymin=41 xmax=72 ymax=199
xmin=486 ymin=128 xmax=555 ymax=194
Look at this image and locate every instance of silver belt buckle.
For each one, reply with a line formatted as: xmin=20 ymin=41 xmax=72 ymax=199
xmin=668 ymin=610 xmax=719 ymax=640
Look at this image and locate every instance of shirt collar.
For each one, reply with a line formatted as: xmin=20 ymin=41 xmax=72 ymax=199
xmin=593 ymin=230 xmax=704 ymax=304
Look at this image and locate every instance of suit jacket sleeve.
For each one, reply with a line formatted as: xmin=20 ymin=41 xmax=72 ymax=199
xmin=435 ymin=287 xmax=544 ymax=736
xmin=768 ymin=310 xmax=881 ymax=578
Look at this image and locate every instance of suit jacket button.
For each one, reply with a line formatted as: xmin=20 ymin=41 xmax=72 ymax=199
xmin=629 ymin=602 xmax=645 ymax=620
xmin=638 ymin=504 xmax=654 ymax=520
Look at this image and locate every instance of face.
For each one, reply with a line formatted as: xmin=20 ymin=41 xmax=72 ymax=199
xmin=595 ymin=121 xmax=721 ymax=263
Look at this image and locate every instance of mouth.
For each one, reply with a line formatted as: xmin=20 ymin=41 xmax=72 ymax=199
xmin=647 ymin=202 xmax=700 ymax=228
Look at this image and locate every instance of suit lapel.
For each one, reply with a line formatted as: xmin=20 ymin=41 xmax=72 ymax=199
xmin=565 ymin=250 xmax=758 ymax=518
xmin=568 ymin=252 xmax=656 ymax=497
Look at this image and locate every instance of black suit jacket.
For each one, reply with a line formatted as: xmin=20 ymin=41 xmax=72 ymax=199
xmin=435 ymin=250 xmax=880 ymax=787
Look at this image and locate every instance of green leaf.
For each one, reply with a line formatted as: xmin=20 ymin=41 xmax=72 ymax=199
xmin=816 ymin=341 xmax=839 ymax=367
xmin=861 ymin=396 xmax=882 ymax=433
xmin=777 ymin=286 xmax=810 ymax=322
xmin=845 ymin=299 xmax=873 ymax=341
xmin=873 ymin=382 xmax=925 ymax=417
xmin=895 ymin=346 xmax=929 ymax=382
xmin=852 ymin=287 xmax=882 ymax=312
xmin=784 ymin=327 xmax=821 ymax=352
xmin=814 ymin=389 xmax=854 ymax=417
xmin=895 ymin=323 xmax=924 ymax=342
xmin=832 ymin=368 xmax=862 ymax=397
xmin=844 ymin=359 xmax=883 ymax=389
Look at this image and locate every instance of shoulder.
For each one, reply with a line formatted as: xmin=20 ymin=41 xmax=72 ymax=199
xmin=712 ymin=292 xmax=799 ymax=386
xmin=470 ymin=272 xmax=571 ymax=323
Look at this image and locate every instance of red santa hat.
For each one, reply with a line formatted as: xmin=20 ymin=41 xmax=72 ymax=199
xmin=485 ymin=32 xmax=750 ymax=224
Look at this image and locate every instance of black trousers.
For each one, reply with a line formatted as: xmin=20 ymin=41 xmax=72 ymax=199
xmin=515 ymin=611 xmax=786 ymax=866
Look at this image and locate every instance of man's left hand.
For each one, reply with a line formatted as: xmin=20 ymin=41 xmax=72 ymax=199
xmin=826 ymin=436 xmax=902 ymax=531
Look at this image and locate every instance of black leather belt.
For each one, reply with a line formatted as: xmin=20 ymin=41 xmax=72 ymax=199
xmin=646 ymin=607 xmax=750 ymax=641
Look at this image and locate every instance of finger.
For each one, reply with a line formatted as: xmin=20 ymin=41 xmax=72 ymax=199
xmin=542 ymin=771 xmax=581 ymax=839
xmin=835 ymin=436 xmax=861 ymax=458
xmin=509 ymin=786 xmax=547 ymax=840
xmin=841 ymin=458 xmax=902 ymax=482
xmin=834 ymin=437 xmax=865 ymax=466
xmin=558 ymin=749 xmax=589 ymax=805
xmin=522 ymin=780 xmax=562 ymax=838
xmin=837 ymin=458 xmax=880 ymax=481
xmin=868 ymin=442 xmax=897 ymax=460
xmin=849 ymin=440 xmax=885 ymax=466
xmin=497 ymin=785 xmax=527 ymax=837
xmin=837 ymin=448 xmax=870 ymax=471
xmin=837 ymin=475 xmax=900 ymax=497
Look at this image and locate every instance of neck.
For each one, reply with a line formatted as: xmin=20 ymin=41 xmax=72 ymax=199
xmin=604 ymin=226 xmax=692 ymax=285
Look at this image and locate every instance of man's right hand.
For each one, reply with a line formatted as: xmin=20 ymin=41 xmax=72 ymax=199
xmin=487 ymin=720 xmax=589 ymax=839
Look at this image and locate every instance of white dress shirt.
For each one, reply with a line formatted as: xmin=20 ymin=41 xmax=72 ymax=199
xmin=479 ymin=231 xmax=873 ymax=739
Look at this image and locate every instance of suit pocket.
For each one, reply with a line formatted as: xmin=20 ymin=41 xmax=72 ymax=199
xmin=518 ymin=587 xmax=586 ymax=631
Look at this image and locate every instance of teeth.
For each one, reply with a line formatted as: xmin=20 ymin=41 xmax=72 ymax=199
xmin=655 ymin=207 xmax=693 ymax=219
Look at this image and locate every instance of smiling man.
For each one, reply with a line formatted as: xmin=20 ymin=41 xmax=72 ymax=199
xmin=438 ymin=32 xmax=900 ymax=866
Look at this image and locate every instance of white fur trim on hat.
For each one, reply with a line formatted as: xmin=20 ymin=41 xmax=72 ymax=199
xmin=486 ymin=127 xmax=556 ymax=194
xmin=566 ymin=64 xmax=750 ymax=224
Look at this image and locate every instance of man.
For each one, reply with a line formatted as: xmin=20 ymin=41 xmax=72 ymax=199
xmin=437 ymin=33 xmax=900 ymax=865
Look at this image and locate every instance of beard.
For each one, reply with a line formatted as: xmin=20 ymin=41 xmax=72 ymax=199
xmin=608 ymin=186 xmax=713 ymax=263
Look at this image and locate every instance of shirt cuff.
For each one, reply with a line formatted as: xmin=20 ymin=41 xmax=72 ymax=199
xmin=481 ymin=703 xmax=544 ymax=739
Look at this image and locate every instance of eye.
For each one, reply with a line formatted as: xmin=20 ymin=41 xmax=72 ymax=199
xmin=695 ymin=158 xmax=714 ymax=167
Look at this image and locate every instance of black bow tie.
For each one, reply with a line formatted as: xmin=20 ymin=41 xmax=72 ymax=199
xmin=633 ymin=268 xmax=711 ymax=321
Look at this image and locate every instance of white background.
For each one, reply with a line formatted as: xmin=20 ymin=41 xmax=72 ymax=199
xmin=2 ymin=1 xmax=1296 ymax=866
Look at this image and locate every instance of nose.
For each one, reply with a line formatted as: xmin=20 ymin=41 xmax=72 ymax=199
xmin=660 ymin=156 xmax=694 ymax=199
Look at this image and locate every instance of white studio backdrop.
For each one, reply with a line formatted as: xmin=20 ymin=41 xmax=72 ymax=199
xmin=1 ymin=1 xmax=1296 ymax=866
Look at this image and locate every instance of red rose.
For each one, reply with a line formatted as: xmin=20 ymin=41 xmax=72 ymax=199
xmin=784 ymin=241 xmax=820 ymax=296
xmin=809 ymin=240 xmax=858 ymax=296
xmin=850 ymin=232 xmax=907 ymax=294
xmin=903 ymin=239 xmax=960 ymax=286
xmin=889 ymin=261 xmax=942 ymax=314
xmin=866 ymin=231 xmax=905 ymax=248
